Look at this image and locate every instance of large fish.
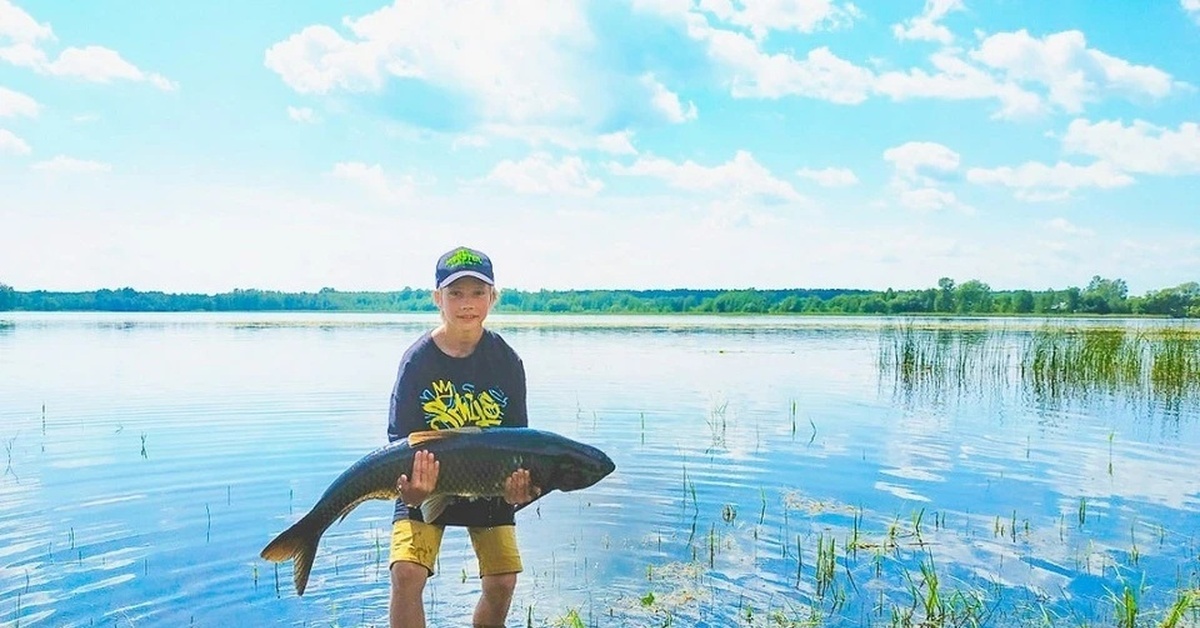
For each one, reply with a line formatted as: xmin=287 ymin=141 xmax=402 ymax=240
xmin=259 ymin=427 xmax=615 ymax=596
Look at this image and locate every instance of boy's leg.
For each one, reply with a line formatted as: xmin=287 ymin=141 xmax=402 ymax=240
xmin=388 ymin=519 xmax=444 ymax=628
xmin=468 ymin=525 xmax=522 ymax=628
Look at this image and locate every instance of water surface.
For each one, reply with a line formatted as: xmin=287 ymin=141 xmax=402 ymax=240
xmin=1 ymin=312 xmax=1198 ymax=626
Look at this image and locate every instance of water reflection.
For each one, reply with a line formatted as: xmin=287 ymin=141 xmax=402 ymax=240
xmin=0 ymin=314 xmax=1198 ymax=626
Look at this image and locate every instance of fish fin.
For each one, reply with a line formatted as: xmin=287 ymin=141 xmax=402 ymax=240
xmin=420 ymin=494 xmax=452 ymax=524
xmin=336 ymin=490 xmax=394 ymax=525
xmin=407 ymin=426 xmax=483 ymax=448
xmin=260 ymin=518 xmax=321 ymax=596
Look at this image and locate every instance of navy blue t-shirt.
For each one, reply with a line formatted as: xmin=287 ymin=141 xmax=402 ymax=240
xmin=388 ymin=328 xmax=528 ymax=527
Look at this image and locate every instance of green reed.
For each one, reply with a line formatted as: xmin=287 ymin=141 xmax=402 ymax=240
xmin=1108 ymin=582 xmax=1142 ymax=628
xmin=878 ymin=323 xmax=1010 ymax=401
xmin=1161 ymin=589 xmax=1200 ymax=628
xmin=879 ymin=322 xmax=1200 ymax=410
xmin=815 ymin=534 xmax=837 ymax=599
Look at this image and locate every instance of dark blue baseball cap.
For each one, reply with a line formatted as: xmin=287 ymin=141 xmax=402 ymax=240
xmin=435 ymin=246 xmax=495 ymax=289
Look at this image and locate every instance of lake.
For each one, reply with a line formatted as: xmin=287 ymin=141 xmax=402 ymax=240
xmin=1 ymin=312 xmax=1198 ymax=627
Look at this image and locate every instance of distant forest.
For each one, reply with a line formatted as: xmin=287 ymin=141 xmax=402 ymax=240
xmin=2 ymin=277 xmax=1198 ymax=318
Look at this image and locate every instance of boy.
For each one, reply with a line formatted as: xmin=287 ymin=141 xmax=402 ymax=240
xmin=387 ymin=246 xmax=540 ymax=628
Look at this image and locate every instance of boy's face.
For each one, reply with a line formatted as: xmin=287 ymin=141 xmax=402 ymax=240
xmin=434 ymin=276 xmax=495 ymax=330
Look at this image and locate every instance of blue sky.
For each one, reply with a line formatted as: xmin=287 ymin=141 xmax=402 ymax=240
xmin=1 ymin=0 xmax=1197 ymax=295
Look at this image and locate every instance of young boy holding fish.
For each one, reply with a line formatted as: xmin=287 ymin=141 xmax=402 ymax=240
xmin=386 ymin=246 xmax=540 ymax=628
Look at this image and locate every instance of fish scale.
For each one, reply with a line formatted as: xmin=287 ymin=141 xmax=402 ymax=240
xmin=260 ymin=427 xmax=615 ymax=596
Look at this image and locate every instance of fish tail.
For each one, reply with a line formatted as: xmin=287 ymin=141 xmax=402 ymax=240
xmin=260 ymin=516 xmax=323 ymax=596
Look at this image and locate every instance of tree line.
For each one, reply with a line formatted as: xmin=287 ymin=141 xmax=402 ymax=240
xmin=1 ymin=277 xmax=1198 ymax=317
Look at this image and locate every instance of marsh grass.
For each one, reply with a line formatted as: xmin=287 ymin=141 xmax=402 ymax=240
xmin=1161 ymin=589 xmax=1200 ymax=628
xmin=879 ymin=322 xmax=1200 ymax=412
xmin=706 ymin=400 xmax=730 ymax=448
xmin=4 ymin=436 xmax=15 ymax=480
xmin=593 ymin=490 xmax=1200 ymax=628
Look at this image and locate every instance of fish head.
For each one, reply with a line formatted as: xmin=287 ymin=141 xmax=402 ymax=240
xmin=544 ymin=437 xmax=615 ymax=492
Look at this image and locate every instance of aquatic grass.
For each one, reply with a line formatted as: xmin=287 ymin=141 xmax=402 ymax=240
xmin=1149 ymin=328 xmax=1200 ymax=412
xmin=1107 ymin=581 xmax=1143 ymax=628
xmin=572 ymin=501 xmax=1197 ymax=628
xmin=4 ymin=435 xmax=15 ymax=479
xmin=554 ymin=608 xmax=586 ymax=628
xmin=1161 ymin=589 xmax=1200 ymax=628
xmin=878 ymin=322 xmax=1012 ymax=404
xmin=706 ymin=400 xmax=729 ymax=448
xmin=879 ymin=322 xmax=1200 ymax=413
xmin=814 ymin=534 xmax=836 ymax=600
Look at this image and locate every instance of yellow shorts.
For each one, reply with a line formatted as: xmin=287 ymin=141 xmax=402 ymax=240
xmin=389 ymin=519 xmax=522 ymax=577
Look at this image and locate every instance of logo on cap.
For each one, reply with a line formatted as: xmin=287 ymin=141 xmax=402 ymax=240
xmin=444 ymin=248 xmax=484 ymax=269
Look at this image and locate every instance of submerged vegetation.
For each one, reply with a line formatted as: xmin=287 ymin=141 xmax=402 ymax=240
xmin=538 ymin=482 xmax=1200 ymax=627
xmin=3 ymin=276 xmax=1199 ymax=317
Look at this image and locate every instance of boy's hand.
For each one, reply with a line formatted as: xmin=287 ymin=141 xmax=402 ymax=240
xmin=504 ymin=468 xmax=541 ymax=506
xmin=397 ymin=450 xmax=439 ymax=507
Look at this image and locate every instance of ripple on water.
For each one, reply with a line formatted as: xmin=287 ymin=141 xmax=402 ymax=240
xmin=4 ymin=314 xmax=1200 ymax=627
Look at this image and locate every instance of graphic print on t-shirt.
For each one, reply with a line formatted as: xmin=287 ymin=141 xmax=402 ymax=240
xmin=420 ymin=379 xmax=508 ymax=429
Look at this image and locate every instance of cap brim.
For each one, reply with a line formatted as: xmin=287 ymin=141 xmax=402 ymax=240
xmin=437 ymin=270 xmax=494 ymax=289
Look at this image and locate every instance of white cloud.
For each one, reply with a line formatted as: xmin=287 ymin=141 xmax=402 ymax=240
xmin=892 ymin=0 xmax=964 ymax=44
xmin=641 ymin=73 xmax=697 ymax=123
xmin=262 ymin=25 xmax=385 ymax=94
xmin=875 ymin=51 xmax=1043 ymax=119
xmin=451 ymin=134 xmax=489 ymax=150
xmin=609 ymin=149 xmax=802 ymax=201
xmin=883 ymin=141 xmax=973 ymax=212
xmin=966 ymin=160 xmax=1135 ymax=201
xmin=894 ymin=185 xmax=968 ymax=212
xmin=796 ymin=166 xmax=858 ymax=187
xmin=484 ymin=153 xmax=603 ymax=196
xmin=1185 ymin=0 xmax=1200 ymax=22
xmin=0 ymin=0 xmax=53 ymax=43
xmin=1 ymin=2 xmax=175 ymax=91
xmin=653 ymin=15 xmax=1172 ymax=120
xmin=631 ymin=0 xmax=695 ymax=18
xmin=883 ymin=141 xmax=961 ymax=184
xmin=971 ymin=30 xmax=1177 ymax=112
xmin=697 ymin=0 xmax=861 ymax=39
xmin=287 ymin=106 xmax=319 ymax=123
xmin=596 ymin=130 xmax=638 ymax=155
xmin=0 ymin=85 xmax=38 ymax=117
xmin=700 ymin=197 xmax=787 ymax=230
xmin=265 ymin=1 xmax=595 ymax=126
xmin=1042 ymin=217 xmax=1095 ymax=238
xmin=0 ymin=127 xmax=29 ymax=154
xmin=686 ymin=15 xmax=874 ymax=103
xmin=30 ymin=155 xmax=111 ymax=173
xmin=479 ymin=124 xmax=638 ymax=155
xmin=329 ymin=161 xmax=417 ymax=203
xmin=24 ymin=45 xmax=175 ymax=89
xmin=1063 ymin=118 xmax=1200 ymax=175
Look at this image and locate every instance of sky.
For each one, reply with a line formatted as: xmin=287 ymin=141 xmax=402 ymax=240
xmin=1 ymin=0 xmax=1198 ymax=295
